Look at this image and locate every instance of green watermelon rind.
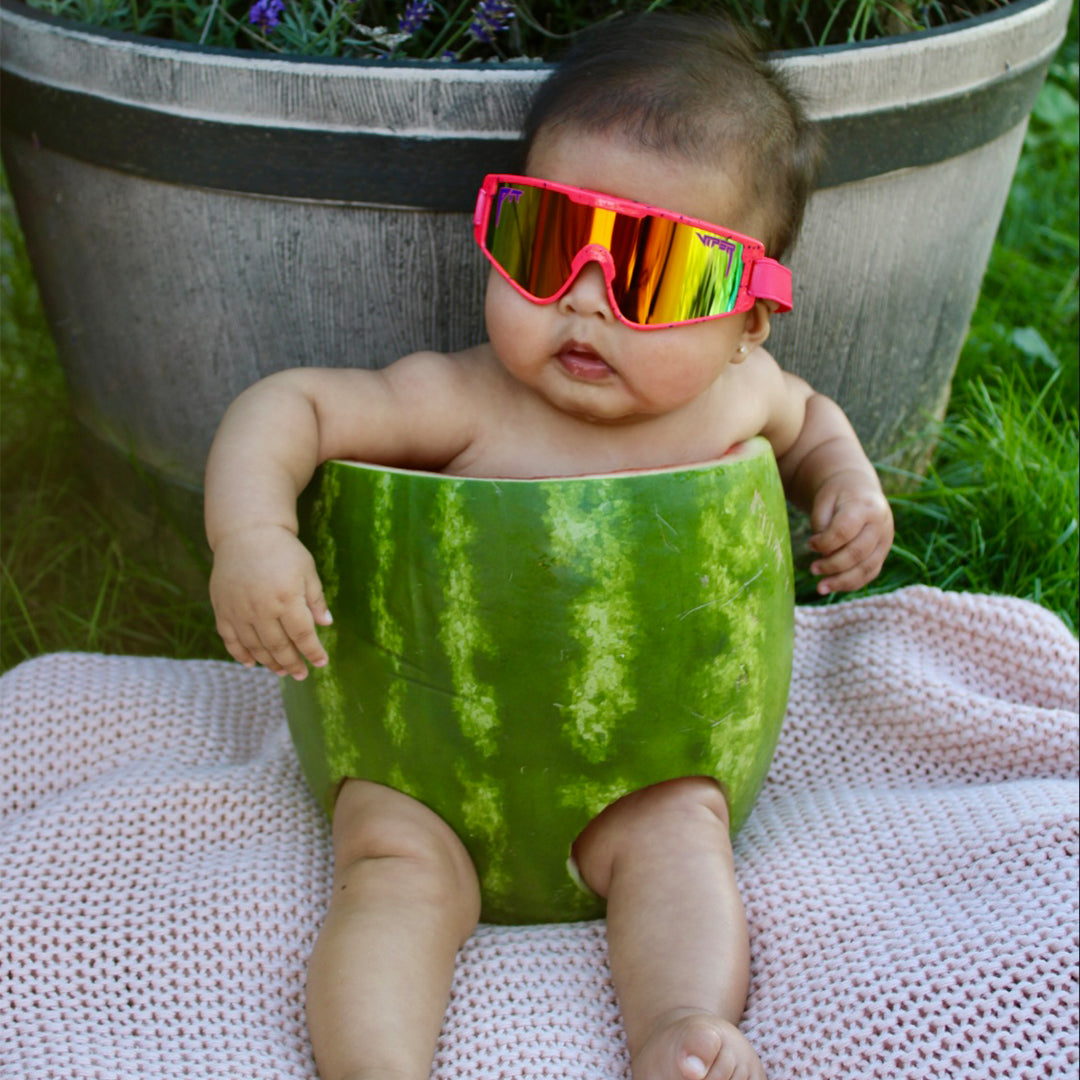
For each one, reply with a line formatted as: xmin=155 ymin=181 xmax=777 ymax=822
xmin=282 ymin=437 xmax=794 ymax=924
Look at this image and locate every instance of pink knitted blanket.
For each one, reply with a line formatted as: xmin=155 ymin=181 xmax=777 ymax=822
xmin=2 ymin=585 xmax=1077 ymax=1079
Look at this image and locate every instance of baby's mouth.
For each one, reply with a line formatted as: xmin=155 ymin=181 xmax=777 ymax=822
xmin=557 ymin=341 xmax=614 ymax=382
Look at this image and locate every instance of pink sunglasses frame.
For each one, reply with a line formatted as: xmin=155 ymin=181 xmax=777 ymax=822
xmin=473 ymin=174 xmax=793 ymax=329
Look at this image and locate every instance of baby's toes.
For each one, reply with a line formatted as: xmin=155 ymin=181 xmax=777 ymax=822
xmin=697 ymin=1021 xmax=764 ymax=1080
xmin=633 ymin=1012 xmax=764 ymax=1080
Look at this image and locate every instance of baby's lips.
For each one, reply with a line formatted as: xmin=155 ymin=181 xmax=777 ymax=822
xmin=557 ymin=339 xmax=614 ymax=381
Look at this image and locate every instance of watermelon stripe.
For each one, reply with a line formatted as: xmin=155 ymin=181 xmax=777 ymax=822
xmin=556 ymin=776 xmax=634 ymax=821
xmin=435 ymin=482 xmax=501 ymax=758
xmin=691 ymin=481 xmax=792 ymax=829
xmin=454 ymin=760 xmax=511 ymax=900
xmin=370 ymin=470 xmax=408 ymax=748
xmin=544 ymin=481 xmax=637 ymax=765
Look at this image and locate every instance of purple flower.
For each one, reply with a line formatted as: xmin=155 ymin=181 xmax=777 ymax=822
xmin=468 ymin=0 xmax=514 ymax=45
xmin=249 ymin=0 xmax=285 ymax=33
xmin=398 ymin=0 xmax=434 ymax=37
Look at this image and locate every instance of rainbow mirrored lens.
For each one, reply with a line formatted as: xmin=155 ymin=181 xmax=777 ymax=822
xmin=484 ymin=181 xmax=745 ymax=326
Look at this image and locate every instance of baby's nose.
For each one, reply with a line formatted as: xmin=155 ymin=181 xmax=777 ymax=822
xmin=558 ymin=258 xmax=615 ymax=320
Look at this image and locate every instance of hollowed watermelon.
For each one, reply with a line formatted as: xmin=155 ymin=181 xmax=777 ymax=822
xmin=281 ymin=436 xmax=794 ymax=924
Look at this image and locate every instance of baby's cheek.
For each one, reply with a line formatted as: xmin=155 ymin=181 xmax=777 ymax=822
xmin=485 ymin=272 xmax=531 ymax=344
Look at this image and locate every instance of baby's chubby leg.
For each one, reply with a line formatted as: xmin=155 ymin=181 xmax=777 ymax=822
xmin=573 ymin=778 xmax=765 ymax=1080
xmin=306 ymin=780 xmax=481 ymax=1080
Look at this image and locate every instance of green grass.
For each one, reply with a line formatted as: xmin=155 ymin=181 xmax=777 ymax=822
xmin=1 ymin=19 xmax=1077 ymax=672
xmin=1 ymin=191 xmax=220 ymax=668
xmin=811 ymin=19 xmax=1079 ymax=633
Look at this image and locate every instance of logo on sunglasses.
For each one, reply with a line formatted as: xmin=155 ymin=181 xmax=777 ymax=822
xmin=697 ymin=233 xmax=738 ymax=273
xmin=496 ymin=187 xmax=523 ymax=227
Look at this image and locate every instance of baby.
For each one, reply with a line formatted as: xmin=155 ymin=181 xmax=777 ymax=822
xmin=205 ymin=14 xmax=893 ymax=1080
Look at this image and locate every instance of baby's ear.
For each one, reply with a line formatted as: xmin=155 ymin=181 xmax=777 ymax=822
xmin=735 ymin=300 xmax=772 ymax=357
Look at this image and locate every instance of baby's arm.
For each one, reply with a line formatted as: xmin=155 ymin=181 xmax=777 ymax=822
xmin=205 ymin=356 xmax=475 ymax=677
xmin=763 ymin=371 xmax=893 ymax=595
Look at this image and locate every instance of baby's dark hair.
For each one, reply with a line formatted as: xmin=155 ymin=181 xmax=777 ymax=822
xmin=522 ymin=13 xmax=822 ymax=258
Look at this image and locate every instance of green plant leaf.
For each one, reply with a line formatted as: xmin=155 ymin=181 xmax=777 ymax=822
xmin=1010 ymin=326 xmax=1061 ymax=370
xmin=1032 ymin=80 xmax=1080 ymax=146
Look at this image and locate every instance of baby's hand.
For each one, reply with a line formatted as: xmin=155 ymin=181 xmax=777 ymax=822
xmin=807 ymin=471 xmax=894 ymax=595
xmin=209 ymin=526 xmax=333 ymax=679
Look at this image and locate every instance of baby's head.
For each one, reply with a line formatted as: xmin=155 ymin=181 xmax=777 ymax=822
xmin=521 ymin=12 xmax=821 ymax=259
xmin=474 ymin=14 xmax=821 ymax=427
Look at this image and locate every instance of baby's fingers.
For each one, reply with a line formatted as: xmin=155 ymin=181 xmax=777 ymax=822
xmin=810 ymin=527 xmax=891 ymax=594
xmin=306 ymin=577 xmax=333 ymax=631
xmin=279 ymin=604 xmax=331 ymax=673
xmin=222 ymin=619 xmax=293 ymax=677
xmin=236 ymin=619 xmax=307 ymax=680
xmin=218 ymin=608 xmax=312 ymax=679
xmin=811 ymin=492 xmax=879 ymax=551
xmin=216 ymin=619 xmax=259 ymax=670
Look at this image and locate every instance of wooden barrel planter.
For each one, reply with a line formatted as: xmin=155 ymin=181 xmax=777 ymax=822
xmin=0 ymin=0 xmax=1071 ymax=501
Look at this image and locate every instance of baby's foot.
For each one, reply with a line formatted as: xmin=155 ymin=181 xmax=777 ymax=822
xmin=631 ymin=1009 xmax=766 ymax=1080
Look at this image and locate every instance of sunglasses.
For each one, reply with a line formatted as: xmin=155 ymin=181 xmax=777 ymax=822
xmin=473 ymin=174 xmax=791 ymax=330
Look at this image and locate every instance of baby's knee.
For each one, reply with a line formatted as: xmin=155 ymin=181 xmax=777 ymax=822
xmin=626 ymin=775 xmax=731 ymax=827
xmin=331 ymin=780 xmax=481 ymax=925
xmin=572 ymin=777 xmax=732 ymax=895
xmin=591 ymin=776 xmax=731 ymax=838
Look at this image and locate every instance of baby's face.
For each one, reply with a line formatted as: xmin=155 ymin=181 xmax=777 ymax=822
xmin=483 ymin=130 xmax=772 ymax=425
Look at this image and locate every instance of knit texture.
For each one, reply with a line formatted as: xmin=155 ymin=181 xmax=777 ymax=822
xmin=1 ymin=586 xmax=1077 ymax=1079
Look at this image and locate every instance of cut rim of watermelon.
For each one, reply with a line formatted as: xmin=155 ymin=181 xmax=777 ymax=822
xmin=324 ymin=437 xmax=767 ymax=483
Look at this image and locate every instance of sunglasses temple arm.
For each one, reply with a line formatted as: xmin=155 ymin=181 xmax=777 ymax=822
xmin=473 ymin=186 xmax=491 ymax=238
xmin=747 ymin=258 xmax=792 ymax=313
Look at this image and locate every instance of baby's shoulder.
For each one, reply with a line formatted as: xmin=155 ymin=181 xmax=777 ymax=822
xmin=390 ymin=343 xmax=499 ymax=382
xmin=710 ymin=344 xmax=784 ymax=418
xmin=735 ymin=345 xmax=815 ymax=403
xmin=738 ymin=343 xmax=784 ymax=382
xmin=378 ymin=344 xmax=489 ymax=400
